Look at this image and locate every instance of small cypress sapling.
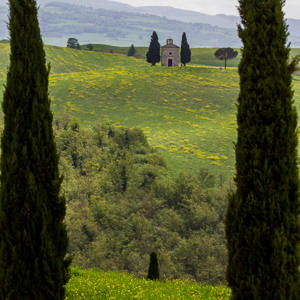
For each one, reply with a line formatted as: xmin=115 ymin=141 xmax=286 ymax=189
xmin=127 ymin=44 xmax=136 ymax=56
xmin=147 ymin=252 xmax=160 ymax=281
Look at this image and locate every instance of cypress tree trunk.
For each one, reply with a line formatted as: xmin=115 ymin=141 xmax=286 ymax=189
xmin=0 ymin=0 xmax=71 ymax=298
xmin=225 ymin=0 xmax=300 ymax=299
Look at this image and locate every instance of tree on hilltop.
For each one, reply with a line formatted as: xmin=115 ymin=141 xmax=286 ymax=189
xmin=0 ymin=0 xmax=71 ymax=298
xmin=225 ymin=0 xmax=300 ymax=298
xmin=146 ymin=31 xmax=160 ymax=66
xmin=67 ymin=37 xmax=80 ymax=49
xmin=214 ymin=47 xmax=238 ymax=69
xmin=180 ymin=32 xmax=191 ymax=66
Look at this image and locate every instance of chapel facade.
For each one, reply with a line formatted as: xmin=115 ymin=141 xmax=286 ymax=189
xmin=161 ymin=39 xmax=179 ymax=67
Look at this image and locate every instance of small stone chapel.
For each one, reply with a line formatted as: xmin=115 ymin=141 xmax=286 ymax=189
xmin=161 ymin=39 xmax=179 ymax=67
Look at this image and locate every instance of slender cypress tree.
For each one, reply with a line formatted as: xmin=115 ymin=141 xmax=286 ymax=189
xmin=147 ymin=252 xmax=160 ymax=281
xmin=180 ymin=32 xmax=191 ymax=66
xmin=0 ymin=0 xmax=71 ymax=298
xmin=146 ymin=31 xmax=160 ymax=66
xmin=225 ymin=0 xmax=300 ymax=299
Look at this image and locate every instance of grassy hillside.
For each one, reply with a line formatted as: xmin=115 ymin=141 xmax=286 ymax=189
xmin=0 ymin=43 xmax=299 ymax=178
xmin=66 ymin=268 xmax=231 ymax=299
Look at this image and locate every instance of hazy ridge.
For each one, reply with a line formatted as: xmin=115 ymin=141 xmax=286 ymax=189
xmin=0 ymin=0 xmax=299 ymax=47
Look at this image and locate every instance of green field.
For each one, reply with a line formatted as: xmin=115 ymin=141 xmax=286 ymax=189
xmin=66 ymin=268 xmax=231 ymax=299
xmin=0 ymin=43 xmax=299 ymax=177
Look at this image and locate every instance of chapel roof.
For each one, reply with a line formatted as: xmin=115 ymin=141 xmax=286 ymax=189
xmin=162 ymin=39 xmax=179 ymax=48
xmin=162 ymin=44 xmax=180 ymax=49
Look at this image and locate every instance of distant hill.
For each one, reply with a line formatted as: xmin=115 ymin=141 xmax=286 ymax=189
xmin=0 ymin=2 xmax=240 ymax=47
xmin=37 ymin=0 xmax=135 ymax=11
xmin=0 ymin=0 xmax=299 ymax=47
xmin=36 ymin=0 xmax=241 ymax=28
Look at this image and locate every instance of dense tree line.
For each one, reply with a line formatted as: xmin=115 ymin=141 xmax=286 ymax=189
xmin=53 ymin=115 xmax=231 ymax=284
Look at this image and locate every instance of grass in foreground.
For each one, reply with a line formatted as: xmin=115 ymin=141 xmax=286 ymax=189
xmin=66 ymin=268 xmax=231 ymax=299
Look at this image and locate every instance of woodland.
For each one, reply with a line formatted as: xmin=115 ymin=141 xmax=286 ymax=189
xmin=51 ymin=114 xmax=231 ymax=284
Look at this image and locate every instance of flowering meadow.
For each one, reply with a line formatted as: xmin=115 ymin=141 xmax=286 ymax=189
xmin=47 ymin=45 xmax=240 ymax=177
xmin=0 ymin=43 xmax=299 ymax=177
xmin=65 ymin=268 xmax=231 ymax=299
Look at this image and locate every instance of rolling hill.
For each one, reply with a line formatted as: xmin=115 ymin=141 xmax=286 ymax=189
xmin=0 ymin=43 xmax=299 ymax=178
xmin=0 ymin=2 xmax=239 ymax=47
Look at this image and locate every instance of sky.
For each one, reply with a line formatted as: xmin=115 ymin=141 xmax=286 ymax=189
xmin=116 ymin=0 xmax=300 ymax=19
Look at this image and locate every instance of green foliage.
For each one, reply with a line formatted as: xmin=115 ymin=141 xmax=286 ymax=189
xmin=214 ymin=48 xmax=238 ymax=69
xmin=127 ymin=44 xmax=136 ymax=56
xmin=180 ymin=32 xmax=191 ymax=66
xmin=0 ymin=0 xmax=70 ymax=298
xmin=147 ymin=252 xmax=160 ymax=281
xmin=67 ymin=37 xmax=80 ymax=49
xmin=226 ymin=0 xmax=300 ymax=298
xmin=52 ymin=115 xmax=230 ymax=284
xmin=146 ymin=31 xmax=161 ymax=66
xmin=197 ymin=168 xmax=216 ymax=189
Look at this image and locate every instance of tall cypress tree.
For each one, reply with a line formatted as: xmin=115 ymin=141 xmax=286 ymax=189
xmin=146 ymin=31 xmax=160 ymax=66
xmin=225 ymin=0 xmax=300 ymax=299
xmin=180 ymin=32 xmax=191 ymax=66
xmin=0 ymin=0 xmax=71 ymax=298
